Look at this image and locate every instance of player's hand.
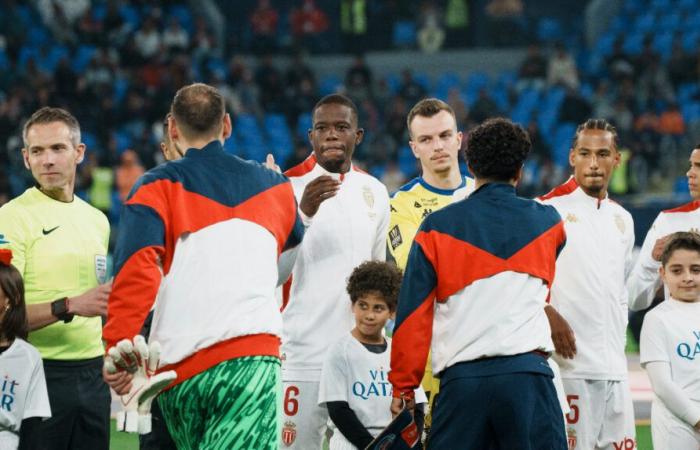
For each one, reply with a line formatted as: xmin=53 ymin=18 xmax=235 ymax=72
xmin=264 ymin=154 xmax=281 ymax=173
xmin=103 ymin=365 xmax=134 ymax=395
xmin=68 ymin=281 xmax=112 ymax=317
xmin=299 ymin=175 xmax=340 ymax=217
xmin=391 ymin=396 xmax=416 ymax=418
xmin=545 ymin=305 xmax=577 ymax=359
xmin=651 ymin=235 xmax=671 ymax=261
xmin=103 ymin=336 xmax=177 ymax=434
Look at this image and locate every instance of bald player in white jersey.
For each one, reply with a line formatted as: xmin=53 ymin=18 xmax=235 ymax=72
xmin=627 ymin=146 xmax=700 ymax=312
xmin=539 ymin=119 xmax=637 ymax=450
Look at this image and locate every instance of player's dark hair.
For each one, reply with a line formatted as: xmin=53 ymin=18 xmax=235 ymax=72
xmin=162 ymin=113 xmax=171 ymax=143
xmin=465 ymin=117 xmax=531 ymax=182
xmin=23 ymin=107 xmax=81 ymax=148
xmin=661 ymin=232 xmax=700 ymax=267
xmin=571 ymin=118 xmax=619 ymax=151
xmin=0 ymin=262 xmax=28 ymax=341
xmin=346 ymin=261 xmax=402 ymax=312
xmin=170 ymin=83 xmax=225 ymax=140
xmin=312 ymin=94 xmax=358 ymax=126
xmin=407 ymin=98 xmax=457 ymax=138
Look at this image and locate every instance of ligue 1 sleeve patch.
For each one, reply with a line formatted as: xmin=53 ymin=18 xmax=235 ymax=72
xmin=95 ymin=255 xmax=108 ymax=284
xmin=389 ymin=225 xmax=403 ymax=250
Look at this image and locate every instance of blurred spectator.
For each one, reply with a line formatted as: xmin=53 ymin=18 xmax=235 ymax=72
xmin=658 ymin=103 xmax=685 ymax=136
xmin=286 ymin=76 xmax=318 ymax=128
xmin=290 ymin=0 xmax=329 ymax=53
xmin=444 ymin=0 xmax=469 ymax=48
xmin=162 ymin=17 xmax=190 ymax=54
xmin=285 ymin=140 xmax=311 ymax=170
xmin=606 ymin=38 xmax=635 ymax=81
xmin=250 ymin=0 xmax=279 ymax=54
xmin=76 ymin=4 xmax=103 ymax=45
xmin=668 ymin=41 xmax=694 ymax=88
xmin=397 ymin=69 xmax=427 ymax=106
xmin=115 ymin=149 xmax=144 ymax=201
xmin=516 ymin=43 xmax=547 ymax=92
xmin=191 ymin=16 xmax=215 ymax=63
xmin=237 ymin=67 xmax=263 ymax=118
xmin=470 ymin=88 xmax=501 ymax=123
xmin=447 ymin=88 xmax=469 ymax=127
xmin=286 ymin=52 xmax=315 ymax=94
xmin=417 ymin=2 xmax=445 ymax=54
xmin=255 ymin=55 xmax=285 ymax=112
xmin=485 ymin=0 xmax=524 ymax=47
xmin=591 ymin=80 xmax=615 ymax=120
xmin=610 ymin=98 xmax=634 ymax=139
xmin=340 ymin=0 xmax=368 ymax=54
xmin=133 ymin=16 xmax=161 ymax=59
xmin=547 ymin=43 xmax=579 ymax=90
xmin=381 ymin=160 xmax=406 ymax=193
xmin=637 ymin=58 xmax=675 ymax=106
xmin=526 ymin=119 xmax=551 ymax=163
xmin=345 ymin=54 xmax=373 ymax=102
xmin=635 ymin=37 xmax=660 ymax=75
xmin=103 ymin=0 xmax=129 ymax=46
xmin=558 ymin=86 xmax=591 ymax=124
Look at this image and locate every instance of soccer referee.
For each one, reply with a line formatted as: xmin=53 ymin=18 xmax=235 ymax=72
xmin=0 ymin=107 xmax=111 ymax=450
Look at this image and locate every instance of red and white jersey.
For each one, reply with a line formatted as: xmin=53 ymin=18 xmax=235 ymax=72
xmin=281 ymin=155 xmax=390 ymax=379
xmin=539 ymin=177 xmax=635 ymax=380
xmin=627 ymin=200 xmax=700 ymax=311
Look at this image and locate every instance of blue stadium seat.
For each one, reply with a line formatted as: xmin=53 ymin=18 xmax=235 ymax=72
xmin=0 ymin=50 xmax=8 ymax=70
xmin=658 ymin=12 xmax=682 ymax=32
xmin=392 ymin=21 xmax=416 ymax=48
xmin=622 ymin=33 xmax=644 ymax=55
xmin=434 ymin=72 xmax=461 ymax=99
xmin=552 ymin=123 xmax=577 ymax=168
xmin=681 ymin=102 xmax=700 ymax=124
xmin=264 ymin=114 xmax=293 ymax=161
xmin=650 ymin=0 xmax=671 ymax=11
xmin=384 ymin=74 xmax=401 ymax=94
xmin=653 ymin=32 xmax=674 ymax=61
xmin=296 ymin=113 xmax=312 ymax=139
xmin=537 ymin=18 xmax=562 ymax=42
xmin=633 ymin=12 xmax=656 ymax=34
xmin=319 ymin=75 xmax=342 ymax=96
xmin=167 ymin=5 xmax=194 ymax=34
xmin=119 ymin=4 xmax=141 ymax=29
xmin=413 ymin=72 xmax=431 ymax=90
xmin=491 ymin=87 xmax=510 ymax=112
xmin=465 ymin=72 xmax=490 ymax=94
xmin=113 ymin=131 xmax=133 ymax=154
xmin=682 ymin=31 xmax=700 ymax=52
xmin=73 ymin=45 xmax=97 ymax=72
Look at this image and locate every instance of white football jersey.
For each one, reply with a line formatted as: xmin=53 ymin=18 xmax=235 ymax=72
xmin=627 ymin=200 xmax=700 ymax=311
xmin=281 ymin=155 xmax=390 ymax=380
xmin=539 ymin=177 xmax=635 ymax=380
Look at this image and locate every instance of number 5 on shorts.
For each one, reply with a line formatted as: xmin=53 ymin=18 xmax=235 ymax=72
xmin=284 ymin=385 xmax=299 ymax=416
xmin=566 ymin=395 xmax=579 ymax=424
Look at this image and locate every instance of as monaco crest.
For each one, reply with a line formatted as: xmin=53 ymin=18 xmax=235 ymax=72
xmin=282 ymin=421 xmax=296 ymax=446
xmin=567 ymin=427 xmax=577 ymax=450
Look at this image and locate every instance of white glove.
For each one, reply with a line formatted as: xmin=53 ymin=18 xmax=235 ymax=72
xmin=104 ymin=335 xmax=177 ymax=434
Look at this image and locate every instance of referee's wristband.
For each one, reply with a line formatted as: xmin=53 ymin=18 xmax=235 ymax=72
xmin=51 ymin=297 xmax=74 ymax=323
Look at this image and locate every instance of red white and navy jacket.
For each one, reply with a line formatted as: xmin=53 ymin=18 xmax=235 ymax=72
xmin=389 ymin=183 xmax=566 ymax=399
xmin=103 ymin=141 xmax=305 ymax=387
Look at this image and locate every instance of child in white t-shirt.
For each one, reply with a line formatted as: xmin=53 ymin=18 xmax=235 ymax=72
xmin=640 ymin=232 xmax=700 ymax=450
xmin=318 ymin=261 xmax=427 ymax=450
xmin=0 ymin=249 xmax=51 ymax=450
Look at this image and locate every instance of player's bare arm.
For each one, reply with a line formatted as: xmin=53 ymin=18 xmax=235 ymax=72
xmin=299 ymin=175 xmax=341 ymax=217
xmin=545 ymin=304 xmax=577 ymax=359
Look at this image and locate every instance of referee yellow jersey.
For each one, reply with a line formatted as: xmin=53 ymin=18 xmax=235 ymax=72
xmin=388 ymin=176 xmax=475 ymax=270
xmin=0 ymin=187 xmax=109 ymax=360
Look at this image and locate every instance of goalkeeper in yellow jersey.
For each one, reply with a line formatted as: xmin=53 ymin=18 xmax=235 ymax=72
xmin=387 ymin=98 xmax=475 ymax=433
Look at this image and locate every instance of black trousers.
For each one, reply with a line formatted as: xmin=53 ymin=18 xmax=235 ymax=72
xmin=32 ymin=357 xmax=110 ymax=450
xmin=138 ymin=397 xmax=177 ymax=450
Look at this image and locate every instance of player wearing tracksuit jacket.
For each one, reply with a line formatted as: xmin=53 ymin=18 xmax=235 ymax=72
xmin=103 ymin=84 xmax=305 ymax=450
xmin=390 ymin=118 xmax=568 ymax=450
xmin=627 ymin=147 xmax=700 ymax=312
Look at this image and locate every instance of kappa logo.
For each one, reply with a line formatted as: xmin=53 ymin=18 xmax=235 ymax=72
xmin=281 ymin=421 xmax=296 ymax=446
xmin=389 ymin=225 xmax=403 ymax=250
xmin=413 ymin=201 xmax=422 ymax=208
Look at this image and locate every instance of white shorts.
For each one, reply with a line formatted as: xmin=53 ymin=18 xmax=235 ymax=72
xmin=279 ymin=378 xmax=327 ymax=449
xmin=562 ymin=379 xmax=636 ymax=450
xmin=651 ymin=400 xmax=700 ymax=450
xmin=328 ymin=429 xmax=358 ymax=450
